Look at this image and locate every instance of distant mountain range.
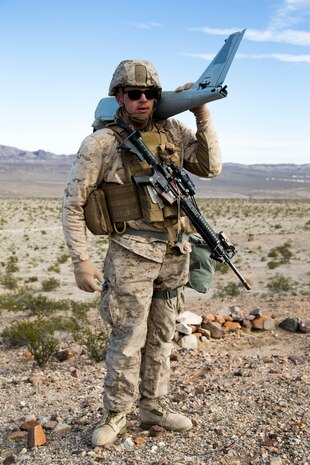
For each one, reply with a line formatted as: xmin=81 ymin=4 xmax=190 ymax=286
xmin=0 ymin=144 xmax=309 ymax=199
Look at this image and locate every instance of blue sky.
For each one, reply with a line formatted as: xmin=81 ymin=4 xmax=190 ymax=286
xmin=0 ymin=0 xmax=309 ymax=164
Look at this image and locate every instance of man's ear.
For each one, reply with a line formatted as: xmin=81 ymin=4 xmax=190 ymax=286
xmin=115 ymin=89 xmax=124 ymax=105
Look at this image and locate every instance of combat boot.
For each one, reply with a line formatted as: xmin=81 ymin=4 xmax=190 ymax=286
xmin=139 ymin=398 xmax=192 ymax=431
xmin=92 ymin=411 xmax=127 ymax=447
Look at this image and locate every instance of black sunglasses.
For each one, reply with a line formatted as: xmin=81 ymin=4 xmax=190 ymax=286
xmin=123 ymin=89 xmax=159 ymax=101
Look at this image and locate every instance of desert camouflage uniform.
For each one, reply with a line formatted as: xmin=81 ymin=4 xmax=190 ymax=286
xmin=62 ymin=114 xmax=221 ymax=411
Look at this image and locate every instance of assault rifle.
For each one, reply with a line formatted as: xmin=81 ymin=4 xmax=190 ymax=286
xmin=117 ymin=120 xmax=251 ymax=291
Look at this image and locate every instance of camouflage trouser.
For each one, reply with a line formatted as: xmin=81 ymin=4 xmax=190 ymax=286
xmin=99 ymin=239 xmax=190 ymax=412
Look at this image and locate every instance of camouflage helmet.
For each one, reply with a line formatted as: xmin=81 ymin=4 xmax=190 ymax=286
xmin=108 ymin=60 xmax=162 ymax=96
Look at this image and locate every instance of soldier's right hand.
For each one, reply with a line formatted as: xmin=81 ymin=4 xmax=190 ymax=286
xmin=73 ymin=260 xmax=104 ymax=292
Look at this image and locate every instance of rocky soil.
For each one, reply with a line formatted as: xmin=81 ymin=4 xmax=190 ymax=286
xmin=0 ymin=198 xmax=309 ymax=465
xmin=1 ymin=293 xmax=309 ymax=465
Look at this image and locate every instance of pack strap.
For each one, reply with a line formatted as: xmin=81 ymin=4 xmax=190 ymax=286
xmin=152 ymin=286 xmax=184 ymax=300
xmin=124 ymin=226 xmax=169 ymax=241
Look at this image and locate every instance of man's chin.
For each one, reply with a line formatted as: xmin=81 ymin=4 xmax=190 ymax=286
xmin=133 ymin=112 xmax=150 ymax=120
xmin=129 ymin=113 xmax=151 ymax=124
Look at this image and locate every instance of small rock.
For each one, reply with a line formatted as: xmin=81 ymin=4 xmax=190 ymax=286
xmin=201 ymin=321 xmax=225 ymax=339
xmin=28 ymin=375 xmax=47 ymax=385
xmin=270 ymin=457 xmax=282 ymax=465
xmin=123 ymin=437 xmax=135 ymax=449
xmin=3 ymin=454 xmax=17 ymax=465
xmin=42 ymin=420 xmax=58 ymax=430
xmin=242 ymin=319 xmax=252 ymax=331
xmin=69 ymin=366 xmax=79 ymax=378
xmin=230 ymin=305 xmax=244 ymax=321
xmin=24 ymin=414 xmax=36 ymax=423
xmin=172 ymin=391 xmax=187 ymax=402
xmin=7 ymin=431 xmax=28 ymax=441
xmin=299 ymin=319 xmax=310 ymax=333
xmin=279 ymin=317 xmax=300 ymax=332
xmin=223 ymin=321 xmax=241 ymax=332
xmin=214 ymin=314 xmax=226 ymax=325
xmin=52 ymin=423 xmax=71 ymax=434
xmin=55 ymin=348 xmax=74 ymax=361
xmin=170 ymin=351 xmax=178 ymax=361
xmin=20 ymin=420 xmax=40 ymax=431
xmin=249 ymin=308 xmax=262 ymax=317
xmin=148 ymin=425 xmax=166 ymax=437
xmin=94 ymin=455 xmax=107 ymax=462
xmin=38 ymin=416 xmax=50 ymax=425
xmin=133 ymin=436 xmax=146 ymax=445
xmin=27 ymin=424 xmax=46 ymax=448
xmin=178 ymin=334 xmax=198 ymax=350
xmin=176 ymin=322 xmax=193 ymax=335
xmin=199 ymin=328 xmax=211 ymax=338
xmin=288 ymin=355 xmax=306 ymax=365
xmin=252 ymin=316 xmax=275 ymax=331
xmin=176 ymin=310 xmax=202 ymax=326
xmin=262 ymin=437 xmax=278 ymax=447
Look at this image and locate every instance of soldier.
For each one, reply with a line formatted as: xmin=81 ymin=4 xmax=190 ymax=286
xmin=62 ymin=59 xmax=222 ymax=447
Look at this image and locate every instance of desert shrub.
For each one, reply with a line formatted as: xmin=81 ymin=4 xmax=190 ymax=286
xmin=0 ymin=272 xmax=19 ymax=290
xmin=47 ymin=264 xmax=61 ymax=273
xmin=214 ymin=282 xmax=242 ymax=298
xmin=2 ymin=320 xmax=35 ymax=347
xmin=216 ymin=262 xmax=229 ymax=274
xmin=42 ymin=277 xmax=60 ymax=291
xmin=267 ymin=241 xmax=293 ymax=269
xmin=267 ymin=260 xmax=279 ymax=270
xmin=73 ymin=325 xmax=109 ymax=363
xmin=2 ymin=316 xmax=59 ymax=367
xmin=267 ymin=273 xmax=293 ymax=293
xmin=56 ymin=253 xmax=70 ymax=264
xmin=25 ymin=276 xmax=38 ymax=283
xmin=0 ymin=290 xmax=68 ymax=314
xmin=304 ymin=220 xmax=310 ymax=231
xmin=6 ymin=255 xmax=20 ymax=273
xmin=28 ymin=332 xmax=59 ymax=367
xmin=1 ymin=316 xmax=55 ymax=347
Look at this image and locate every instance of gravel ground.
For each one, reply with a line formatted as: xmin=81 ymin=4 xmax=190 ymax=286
xmin=1 ymin=293 xmax=309 ymax=465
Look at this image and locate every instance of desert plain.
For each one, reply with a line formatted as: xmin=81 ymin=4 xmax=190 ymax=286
xmin=0 ymin=192 xmax=309 ymax=465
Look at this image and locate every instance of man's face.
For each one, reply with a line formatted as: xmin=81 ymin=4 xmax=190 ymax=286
xmin=117 ymin=87 xmax=158 ymax=124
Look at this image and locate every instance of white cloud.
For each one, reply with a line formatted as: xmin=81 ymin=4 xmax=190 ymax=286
xmin=191 ymin=26 xmax=310 ymax=46
xmin=249 ymin=53 xmax=310 ymax=62
xmin=129 ymin=22 xmax=162 ymax=29
xmin=191 ymin=0 xmax=310 ymax=46
xmin=182 ymin=51 xmax=310 ymax=63
xmin=270 ymin=0 xmax=310 ymax=29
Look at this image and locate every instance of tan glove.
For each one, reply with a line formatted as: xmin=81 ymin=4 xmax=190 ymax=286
xmin=73 ymin=260 xmax=104 ymax=292
xmin=190 ymin=104 xmax=210 ymax=120
xmin=175 ymin=82 xmax=195 ymax=93
xmin=175 ymin=82 xmax=210 ymax=120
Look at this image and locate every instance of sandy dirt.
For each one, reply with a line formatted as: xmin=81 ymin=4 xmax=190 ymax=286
xmin=0 ymin=197 xmax=309 ymax=465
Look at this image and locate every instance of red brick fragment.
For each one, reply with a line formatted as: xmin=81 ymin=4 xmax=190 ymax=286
xmin=223 ymin=321 xmax=241 ymax=332
xmin=214 ymin=315 xmax=226 ymax=325
xmin=252 ymin=316 xmax=275 ymax=331
xmin=27 ymin=424 xmax=46 ymax=448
